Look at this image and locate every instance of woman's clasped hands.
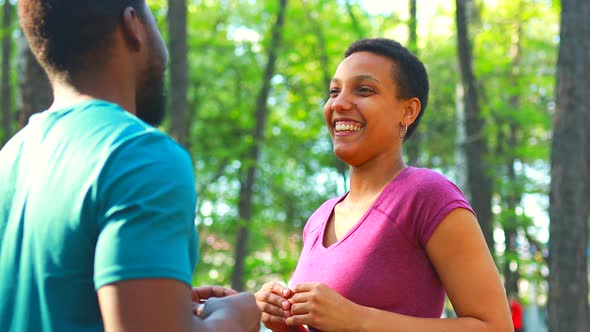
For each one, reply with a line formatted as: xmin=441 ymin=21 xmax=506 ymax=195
xmin=255 ymin=282 xmax=365 ymax=332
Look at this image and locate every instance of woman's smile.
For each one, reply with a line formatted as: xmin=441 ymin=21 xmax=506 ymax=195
xmin=333 ymin=119 xmax=363 ymax=136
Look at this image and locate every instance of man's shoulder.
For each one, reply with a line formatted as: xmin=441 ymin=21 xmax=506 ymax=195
xmin=69 ymin=99 xmax=155 ymax=137
xmin=41 ymin=99 xmax=190 ymax=181
xmin=57 ymin=99 xmax=181 ymax=156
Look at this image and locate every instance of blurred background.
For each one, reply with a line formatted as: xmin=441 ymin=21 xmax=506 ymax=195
xmin=1 ymin=0 xmax=587 ymax=331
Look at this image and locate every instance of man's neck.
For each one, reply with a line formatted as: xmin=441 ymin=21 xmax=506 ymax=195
xmin=49 ymin=85 xmax=93 ymax=111
xmin=49 ymin=72 xmax=136 ymax=115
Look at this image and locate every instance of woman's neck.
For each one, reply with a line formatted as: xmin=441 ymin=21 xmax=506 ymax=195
xmin=346 ymin=151 xmax=407 ymax=203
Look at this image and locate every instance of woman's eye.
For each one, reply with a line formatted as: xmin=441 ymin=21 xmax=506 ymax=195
xmin=358 ymin=86 xmax=374 ymax=94
xmin=329 ymin=89 xmax=340 ymax=97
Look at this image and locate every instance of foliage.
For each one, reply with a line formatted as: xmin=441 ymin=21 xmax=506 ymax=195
xmin=0 ymin=0 xmax=562 ymax=308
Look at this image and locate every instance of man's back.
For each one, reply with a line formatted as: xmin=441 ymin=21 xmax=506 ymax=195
xmin=0 ymin=100 xmax=199 ymax=331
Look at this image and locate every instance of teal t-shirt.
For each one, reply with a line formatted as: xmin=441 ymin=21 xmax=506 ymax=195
xmin=0 ymin=100 xmax=199 ymax=332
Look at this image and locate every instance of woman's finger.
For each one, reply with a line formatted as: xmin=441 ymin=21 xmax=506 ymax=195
xmin=261 ymin=312 xmax=289 ymax=325
xmin=256 ymin=289 xmax=291 ymax=309
xmin=289 ymin=302 xmax=311 ymax=316
xmin=262 ymin=282 xmax=293 ymax=298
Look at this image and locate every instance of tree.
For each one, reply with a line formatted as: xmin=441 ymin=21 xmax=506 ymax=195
xmin=405 ymin=0 xmax=421 ymax=166
xmin=548 ymin=0 xmax=590 ymax=330
xmin=17 ymin=37 xmax=51 ymax=127
xmin=500 ymin=12 xmax=523 ymax=299
xmin=472 ymin=0 xmax=557 ymax=301
xmin=1 ymin=0 xmax=12 ymax=146
xmin=455 ymin=0 xmax=494 ymax=251
xmin=231 ymin=0 xmax=288 ymax=291
xmin=301 ymin=0 xmax=348 ymax=192
xmin=168 ymin=0 xmax=189 ymax=149
xmin=344 ymin=0 xmax=364 ymax=39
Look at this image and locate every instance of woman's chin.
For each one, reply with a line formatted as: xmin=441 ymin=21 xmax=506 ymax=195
xmin=334 ymin=148 xmax=364 ymax=167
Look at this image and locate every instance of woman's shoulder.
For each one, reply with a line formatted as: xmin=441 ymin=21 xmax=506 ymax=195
xmin=397 ymin=167 xmax=457 ymax=189
xmin=404 ymin=166 xmax=452 ymax=182
xmin=394 ymin=167 xmax=467 ymax=200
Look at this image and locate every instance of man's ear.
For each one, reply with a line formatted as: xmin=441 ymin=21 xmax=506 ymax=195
xmin=402 ymin=97 xmax=421 ymax=126
xmin=121 ymin=7 xmax=144 ymax=51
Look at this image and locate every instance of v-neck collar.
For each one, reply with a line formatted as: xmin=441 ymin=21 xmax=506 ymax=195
xmin=318 ymin=166 xmax=412 ymax=251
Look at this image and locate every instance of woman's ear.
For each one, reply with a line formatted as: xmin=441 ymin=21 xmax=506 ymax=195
xmin=402 ymin=97 xmax=421 ymax=126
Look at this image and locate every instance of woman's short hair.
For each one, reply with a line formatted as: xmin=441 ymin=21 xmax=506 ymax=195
xmin=344 ymin=38 xmax=429 ymax=141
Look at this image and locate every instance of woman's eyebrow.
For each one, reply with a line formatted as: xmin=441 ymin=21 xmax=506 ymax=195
xmin=354 ymin=74 xmax=380 ymax=83
xmin=330 ymin=75 xmax=380 ymax=84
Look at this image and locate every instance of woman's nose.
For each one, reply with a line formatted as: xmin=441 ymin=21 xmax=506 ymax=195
xmin=331 ymin=91 xmax=354 ymax=112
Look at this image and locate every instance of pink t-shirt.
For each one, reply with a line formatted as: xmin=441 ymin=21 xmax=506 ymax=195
xmin=289 ymin=167 xmax=474 ymax=331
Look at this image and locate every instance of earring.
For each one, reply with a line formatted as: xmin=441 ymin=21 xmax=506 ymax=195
xmin=399 ymin=123 xmax=408 ymax=139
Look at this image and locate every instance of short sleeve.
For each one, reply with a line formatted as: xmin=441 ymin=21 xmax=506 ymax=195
xmin=93 ymin=132 xmax=199 ymax=290
xmin=412 ymin=172 xmax=475 ymax=247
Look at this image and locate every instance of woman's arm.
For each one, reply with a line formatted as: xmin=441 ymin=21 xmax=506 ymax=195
xmin=287 ymin=208 xmax=513 ymax=332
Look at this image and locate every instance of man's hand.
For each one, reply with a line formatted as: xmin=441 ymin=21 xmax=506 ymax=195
xmin=198 ymin=292 xmax=262 ymax=332
xmin=192 ymin=286 xmax=238 ymax=317
xmin=98 ymin=279 xmax=261 ymax=332
xmin=192 ymin=286 xmax=238 ymax=302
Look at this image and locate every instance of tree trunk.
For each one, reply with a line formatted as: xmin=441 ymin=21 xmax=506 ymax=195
xmin=455 ymin=0 xmax=494 ymax=252
xmin=231 ymin=0 xmax=288 ymax=291
xmin=407 ymin=0 xmax=417 ymax=54
xmin=344 ymin=0 xmax=364 ymax=39
xmin=548 ymin=0 xmax=590 ymax=330
xmin=405 ymin=0 xmax=421 ymax=166
xmin=454 ymin=84 xmax=470 ymax=199
xmin=1 ymin=0 xmax=12 ymax=146
xmin=502 ymin=18 xmax=523 ymax=299
xmin=303 ymin=0 xmax=348 ymax=193
xmin=168 ymin=0 xmax=189 ymax=149
xmin=18 ymin=36 xmax=51 ymax=128
xmin=501 ymin=132 xmax=520 ymax=297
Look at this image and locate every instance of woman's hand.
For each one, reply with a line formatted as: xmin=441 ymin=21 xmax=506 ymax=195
xmin=255 ymin=282 xmax=301 ymax=332
xmin=286 ymin=283 xmax=363 ymax=332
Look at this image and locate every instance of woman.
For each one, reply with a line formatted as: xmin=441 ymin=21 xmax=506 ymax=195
xmin=255 ymin=38 xmax=512 ymax=332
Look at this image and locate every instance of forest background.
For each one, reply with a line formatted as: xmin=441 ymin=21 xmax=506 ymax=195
xmin=1 ymin=0 xmax=588 ymax=330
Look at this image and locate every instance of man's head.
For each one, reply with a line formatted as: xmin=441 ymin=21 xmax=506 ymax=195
xmin=18 ymin=0 xmax=168 ymax=126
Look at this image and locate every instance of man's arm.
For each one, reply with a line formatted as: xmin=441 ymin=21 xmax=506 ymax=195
xmin=98 ymin=278 xmax=261 ymax=332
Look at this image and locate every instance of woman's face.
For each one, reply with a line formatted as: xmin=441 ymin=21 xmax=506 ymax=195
xmin=323 ymin=51 xmax=408 ymax=166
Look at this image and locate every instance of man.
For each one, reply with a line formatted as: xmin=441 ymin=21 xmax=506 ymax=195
xmin=0 ymin=1 xmax=260 ymax=331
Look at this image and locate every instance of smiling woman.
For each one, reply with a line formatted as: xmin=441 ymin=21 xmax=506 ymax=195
xmin=255 ymin=38 xmax=513 ymax=332
xmin=322 ymin=48 xmax=424 ymax=167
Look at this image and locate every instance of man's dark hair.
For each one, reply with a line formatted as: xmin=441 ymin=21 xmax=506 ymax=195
xmin=344 ymin=38 xmax=429 ymax=141
xmin=18 ymin=0 xmax=145 ymax=81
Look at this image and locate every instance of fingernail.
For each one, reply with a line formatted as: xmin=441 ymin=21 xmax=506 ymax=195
xmin=195 ymin=303 xmax=205 ymax=317
xmin=282 ymin=300 xmax=290 ymax=309
xmin=284 ymin=310 xmax=292 ymax=317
